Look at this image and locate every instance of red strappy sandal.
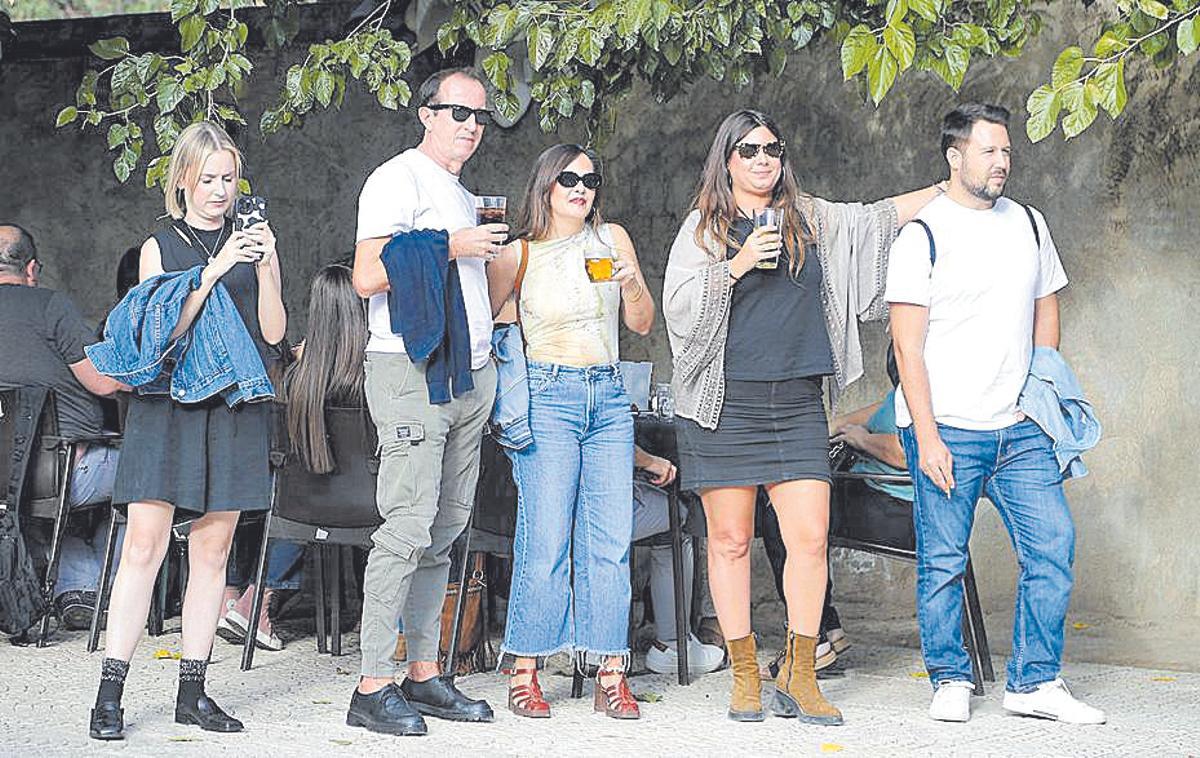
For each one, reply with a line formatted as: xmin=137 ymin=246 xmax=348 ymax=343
xmin=594 ymin=666 xmax=640 ymax=720
xmin=508 ymin=667 xmax=551 ymax=718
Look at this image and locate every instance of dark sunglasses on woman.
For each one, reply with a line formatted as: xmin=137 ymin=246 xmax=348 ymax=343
xmin=426 ymin=103 xmax=494 ymax=125
xmin=734 ymin=140 xmax=786 ymax=160
xmin=556 ymin=171 xmax=603 ymax=190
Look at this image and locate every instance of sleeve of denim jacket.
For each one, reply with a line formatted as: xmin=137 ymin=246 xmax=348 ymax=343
xmin=45 ymin=291 xmax=94 ymax=365
xmin=807 ymin=197 xmax=899 ymax=322
xmin=662 ymin=209 xmax=734 ymax=383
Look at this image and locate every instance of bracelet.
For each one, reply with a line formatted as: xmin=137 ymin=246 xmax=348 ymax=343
xmin=729 ymin=270 xmax=741 ymax=282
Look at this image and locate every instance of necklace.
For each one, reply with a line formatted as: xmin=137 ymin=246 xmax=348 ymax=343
xmin=179 ymin=221 xmax=225 ymax=263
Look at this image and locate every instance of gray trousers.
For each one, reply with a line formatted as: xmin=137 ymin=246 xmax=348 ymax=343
xmin=359 ymin=352 xmax=496 ymax=678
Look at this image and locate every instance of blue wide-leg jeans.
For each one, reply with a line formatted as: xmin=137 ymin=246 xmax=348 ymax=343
xmin=900 ymin=420 xmax=1076 ymax=693
xmin=502 ymin=361 xmax=634 ymax=659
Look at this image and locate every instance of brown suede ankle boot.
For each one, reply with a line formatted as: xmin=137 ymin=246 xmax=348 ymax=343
xmin=772 ymin=631 xmax=844 ymax=726
xmin=726 ymin=634 xmax=764 ymax=722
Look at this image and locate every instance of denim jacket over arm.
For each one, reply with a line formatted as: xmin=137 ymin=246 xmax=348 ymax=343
xmin=1018 ymin=346 xmax=1101 ymax=479
xmin=381 ymin=229 xmax=474 ymax=405
xmin=85 ymin=266 xmax=273 ymax=407
xmin=488 ymin=322 xmax=532 ymax=450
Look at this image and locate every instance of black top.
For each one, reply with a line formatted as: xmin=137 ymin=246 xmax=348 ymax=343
xmin=154 ymin=220 xmax=274 ymax=362
xmin=0 ymin=284 xmax=104 ymax=439
xmin=723 ymin=217 xmax=834 ymax=381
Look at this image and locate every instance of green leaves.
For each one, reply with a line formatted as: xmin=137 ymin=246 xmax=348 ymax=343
xmin=841 ymin=24 xmax=876 ymax=79
xmin=1178 ymin=17 xmax=1200 ymax=55
xmin=55 ymin=106 xmax=78 ymax=128
xmin=88 ymin=37 xmax=129 ymax=61
xmin=883 ymin=22 xmax=916 ymax=70
xmin=1025 ymin=85 xmax=1062 ymax=142
xmin=179 ymin=14 xmax=205 ymax=52
xmin=1051 ymin=46 xmax=1084 ymax=88
xmin=867 ymin=46 xmax=899 ymax=104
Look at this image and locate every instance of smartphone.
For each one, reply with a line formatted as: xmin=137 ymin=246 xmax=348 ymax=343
xmin=234 ymin=195 xmax=268 ymax=232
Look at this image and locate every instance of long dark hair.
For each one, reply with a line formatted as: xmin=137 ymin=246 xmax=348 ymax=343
xmin=284 ymin=264 xmax=367 ymax=474
xmin=512 ymin=143 xmax=604 ymax=242
xmin=692 ymin=109 xmax=812 ymax=274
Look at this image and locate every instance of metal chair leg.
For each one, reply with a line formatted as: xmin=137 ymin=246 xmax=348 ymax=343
xmin=667 ymin=483 xmax=690 ymax=686
xmin=445 ymin=509 xmax=476 ymax=677
xmin=331 ymin=545 xmax=343 ymax=657
xmin=87 ymin=507 xmax=121 ymax=653
xmin=241 ymin=510 xmax=273 ymax=671
xmin=963 ymin=557 xmax=994 ymax=681
xmin=571 ymin=658 xmax=585 ymax=699
xmin=37 ymin=442 xmax=76 ymax=647
xmin=314 ymin=544 xmax=328 ymax=655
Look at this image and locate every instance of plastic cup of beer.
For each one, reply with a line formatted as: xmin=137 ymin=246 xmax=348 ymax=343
xmin=753 ymin=207 xmax=781 ymax=270
xmin=585 ymin=246 xmax=616 ymax=283
xmin=476 ymin=196 xmax=506 ymax=225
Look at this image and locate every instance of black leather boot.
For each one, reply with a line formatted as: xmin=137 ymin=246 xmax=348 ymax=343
xmin=400 ymin=675 xmax=494 ymax=722
xmin=89 ymin=701 xmax=125 ymax=740
xmin=175 ymin=693 xmax=245 ymax=732
xmin=346 ymin=683 xmax=428 ymax=736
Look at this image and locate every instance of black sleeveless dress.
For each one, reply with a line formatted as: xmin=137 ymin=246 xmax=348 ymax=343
xmin=111 ymin=221 xmax=276 ymax=514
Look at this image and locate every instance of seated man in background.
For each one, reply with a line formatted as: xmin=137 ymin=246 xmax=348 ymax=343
xmin=0 ymin=224 xmax=126 ymax=630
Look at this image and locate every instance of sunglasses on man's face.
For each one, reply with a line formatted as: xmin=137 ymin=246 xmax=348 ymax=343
xmin=426 ymin=103 xmax=494 ymax=125
xmin=734 ymin=140 xmax=785 ymax=160
xmin=556 ymin=171 xmax=603 ymax=190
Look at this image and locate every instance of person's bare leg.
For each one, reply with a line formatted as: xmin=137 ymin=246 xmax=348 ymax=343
xmin=765 ymin=480 xmax=831 ymax=636
xmin=180 ymin=511 xmax=241 ymax=659
xmin=103 ymin=500 xmax=174 ymax=661
xmin=700 ymin=486 xmax=757 ymax=639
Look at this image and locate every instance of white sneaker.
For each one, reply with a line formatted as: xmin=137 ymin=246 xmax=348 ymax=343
xmin=1003 ymin=678 xmax=1106 ymax=724
xmin=645 ymin=633 xmax=725 ymax=675
xmin=814 ymin=637 xmax=838 ymax=671
xmin=928 ymin=680 xmax=974 ymax=722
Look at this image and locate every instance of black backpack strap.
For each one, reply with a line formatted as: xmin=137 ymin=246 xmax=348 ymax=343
xmin=1023 ymin=204 xmax=1041 ymax=248
xmin=911 ymin=219 xmax=936 ymax=268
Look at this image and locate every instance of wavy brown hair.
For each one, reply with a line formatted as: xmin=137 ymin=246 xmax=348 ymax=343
xmin=512 ymin=143 xmax=604 ymax=242
xmin=284 ymin=264 xmax=367 ymax=474
xmin=692 ymin=109 xmax=812 ymax=275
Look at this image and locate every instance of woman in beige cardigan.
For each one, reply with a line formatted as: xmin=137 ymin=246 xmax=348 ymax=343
xmin=663 ymin=109 xmax=943 ymax=725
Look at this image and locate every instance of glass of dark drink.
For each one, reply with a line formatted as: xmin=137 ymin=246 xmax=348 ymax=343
xmin=476 ymin=195 xmax=506 ymax=225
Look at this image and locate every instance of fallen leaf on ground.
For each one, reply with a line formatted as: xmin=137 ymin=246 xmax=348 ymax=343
xmin=909 ymin=672 xmax=929 ymax=679
xmin=335 ymin=667 xmax=353 ymax=675
xmin=168 ymin=736 xmax=200 ymax=742
xmin=312 ymin=699 xmax=333 ymax=704
xmin=330 ymin=739 xmax=353 ymax=746
xmin=153 ymin=649 xmax=181 ymax=660
xmin=634 ymin=691 xmax=663 ymax=703
xmin=1071 ymin=622 xmax=1091 ymax=630
xmin=820 ymin=744 xmax=845 ymax=753
xmin=1151 ymin=676 xmax=1177 ymax=682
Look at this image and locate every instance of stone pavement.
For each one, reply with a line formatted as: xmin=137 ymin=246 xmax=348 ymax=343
xmin=4 ymin=628 xmax=1198 ymax=757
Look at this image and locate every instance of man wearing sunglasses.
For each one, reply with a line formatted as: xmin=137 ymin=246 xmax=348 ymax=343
xmin=348 ymin=67 xmax=503 ymax=736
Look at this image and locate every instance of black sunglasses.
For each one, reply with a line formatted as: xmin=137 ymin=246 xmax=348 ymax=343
xmin=556 ymin=171 xmax=603 ymax=190
xmin=734 ymin=140 xmax=785 ymax=160
xmin=425 ymin=103 xmax=493 ymax=125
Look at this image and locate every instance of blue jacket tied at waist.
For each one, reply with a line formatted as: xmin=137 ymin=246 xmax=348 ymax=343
xmin=1018 ymin=346 xmax=1101 ymax=479
xmin=85 ymin=266 xmax=274 ymax=407
xmin=381 ymin=230 xmax=474 ymax=405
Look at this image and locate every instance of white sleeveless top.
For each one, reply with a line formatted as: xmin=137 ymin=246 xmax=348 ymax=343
xmin=520 ymin=224 xmax=621 ymax=368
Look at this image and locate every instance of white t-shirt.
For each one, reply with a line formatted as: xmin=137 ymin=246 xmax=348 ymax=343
xmin=355 ymin=148 xmax=491 ymax=368
xmin=885 ymin=195 xmax=1068 ymax=430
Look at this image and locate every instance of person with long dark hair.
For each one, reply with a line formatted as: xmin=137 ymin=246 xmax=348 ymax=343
xmin=663 ymin=109 xmax=943 ymax=725
xmin=487 ymin=143 xmax=654 ymax=719
xmin=88 ymin=121 xmax=286 ymax=740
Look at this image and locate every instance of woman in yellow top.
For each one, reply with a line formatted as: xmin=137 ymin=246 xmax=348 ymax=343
xmin=488 ymin=143 xmax=653 ymax=720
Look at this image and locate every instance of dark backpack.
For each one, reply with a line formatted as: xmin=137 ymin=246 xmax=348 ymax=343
xmin=0 ymin=388 xmax=51 ymax=637
xmin=909 ymin=203 xmax=1040 ymax=267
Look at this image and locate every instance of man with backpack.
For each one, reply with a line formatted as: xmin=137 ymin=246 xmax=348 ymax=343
xmin=886 ymin=104 xmax=1105 ymax=725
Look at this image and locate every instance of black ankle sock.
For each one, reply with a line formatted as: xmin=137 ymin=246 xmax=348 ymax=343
xmin=96 ymin=658 xmax=129 ymax=706
xmin=177 ymin=658 xmax=208 ymax=703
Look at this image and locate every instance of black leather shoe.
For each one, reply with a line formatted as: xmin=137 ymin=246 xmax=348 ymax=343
xmin=56 ymin=590 xmax=97 ymax=632
xmin=175 ymin=694 xmax=244 ymax=732
xmin=89 ymin=701 xmax=124 ymax=740
xmin=346 ymin=683 xmax=427 ymax=736
xmin=401 ymin=675 xmax=494 ymax=723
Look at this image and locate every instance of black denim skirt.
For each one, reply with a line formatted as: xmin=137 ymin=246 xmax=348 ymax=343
xmin=675 ymin=376 xmax=830 ymax=492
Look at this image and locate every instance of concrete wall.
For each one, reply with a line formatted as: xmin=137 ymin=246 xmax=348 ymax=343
xmin=3 ymin=4 xmax=1197 ymax=665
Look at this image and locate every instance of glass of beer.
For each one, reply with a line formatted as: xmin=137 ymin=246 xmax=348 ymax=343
xmin=753 ymin=207 xmax=781 ymax=270
xmin=585 ymin=245 xmax=616 ymax=283
xmin=476 ymin=195 xmax=506 ymax=225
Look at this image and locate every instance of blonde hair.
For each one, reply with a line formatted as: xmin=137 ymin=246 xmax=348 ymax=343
xmin=164 ymin=121 xmax=244 ymax=219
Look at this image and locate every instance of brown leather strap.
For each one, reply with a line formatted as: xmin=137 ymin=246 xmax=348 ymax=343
xmin=514 ymin=239 xmax=530 ymax=327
